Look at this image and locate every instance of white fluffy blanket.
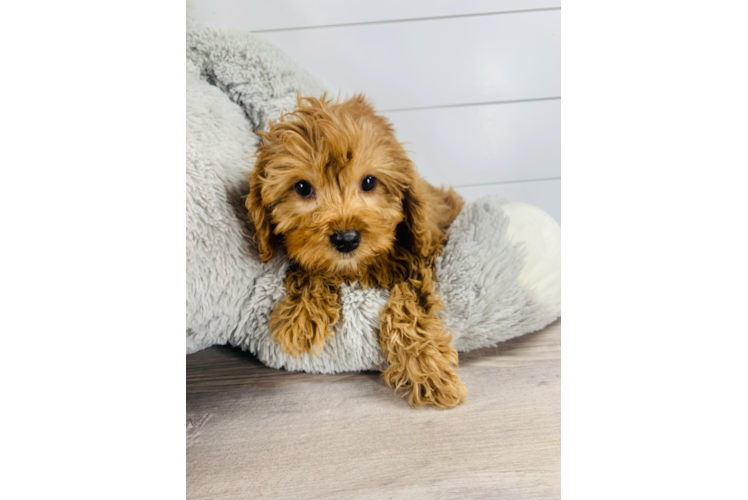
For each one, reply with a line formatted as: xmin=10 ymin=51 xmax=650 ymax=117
xmin=186 ymin=21 xmax=561 ymax=373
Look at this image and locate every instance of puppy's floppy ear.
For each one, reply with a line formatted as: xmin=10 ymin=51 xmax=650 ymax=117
xmin=401 ymin=171 xmax=439 ymax=258
xmin=246 ymin=152 xmax=277 ymax=263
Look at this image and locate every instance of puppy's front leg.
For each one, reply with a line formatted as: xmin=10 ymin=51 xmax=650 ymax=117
xmin=270 ymin=268 xmax=342 ymax=358
xmin=379 ymin=265 xmax=467 ymax=408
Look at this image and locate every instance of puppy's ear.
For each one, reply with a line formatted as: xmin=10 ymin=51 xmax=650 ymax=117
xmin=401 ymin=172 xmax=439 ymax=258
xmin=246 ymin=153 xmax=277 ymax=263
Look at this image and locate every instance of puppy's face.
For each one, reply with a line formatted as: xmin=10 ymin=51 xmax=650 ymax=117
xmin=249 ymin=95 xmax=417 ymax=274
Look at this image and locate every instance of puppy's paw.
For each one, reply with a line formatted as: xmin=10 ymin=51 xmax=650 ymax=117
xmin=269 ymin=293 xmax=340 ymax=358
xmin=382 ymin=346 xmax=467 ymax=408
xmin=413 ymin=366 xmax=468 ymax=408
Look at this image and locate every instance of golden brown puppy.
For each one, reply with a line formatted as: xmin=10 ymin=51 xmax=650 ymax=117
xmin=247 ymin=94 xmax=466 ymax=408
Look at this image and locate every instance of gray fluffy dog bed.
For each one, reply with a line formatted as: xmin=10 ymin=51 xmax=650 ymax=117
xmin=186 ymin=19 xmax=561 ymax=373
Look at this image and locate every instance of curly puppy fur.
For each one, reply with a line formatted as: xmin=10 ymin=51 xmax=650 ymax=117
xmin=247 ymin=95 xmax=466 ymax=408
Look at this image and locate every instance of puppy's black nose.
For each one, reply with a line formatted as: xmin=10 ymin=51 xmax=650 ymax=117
xmin=330 ymin=229 xmax=361 ymax=253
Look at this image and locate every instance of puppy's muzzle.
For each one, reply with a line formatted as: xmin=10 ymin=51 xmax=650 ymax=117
xmin=330 ymin=229 xmax=361 ymax=253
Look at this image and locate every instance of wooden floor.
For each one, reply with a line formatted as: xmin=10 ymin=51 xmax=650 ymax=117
xmin=187 ymin=320 xmax=560 ymax=499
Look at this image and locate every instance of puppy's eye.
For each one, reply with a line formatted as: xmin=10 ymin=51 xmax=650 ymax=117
xmin=294 ymin=180 xmax=314 ymax=198
xmin=361 ymin=176 xmax=377 ymax=192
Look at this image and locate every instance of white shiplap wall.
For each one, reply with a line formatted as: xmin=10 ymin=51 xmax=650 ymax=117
xmin=191 ymin=1 xmax=561 ymax=222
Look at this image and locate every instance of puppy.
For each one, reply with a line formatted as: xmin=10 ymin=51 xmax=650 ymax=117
xmin=247 ymin=94 xmax=466 ymax=408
